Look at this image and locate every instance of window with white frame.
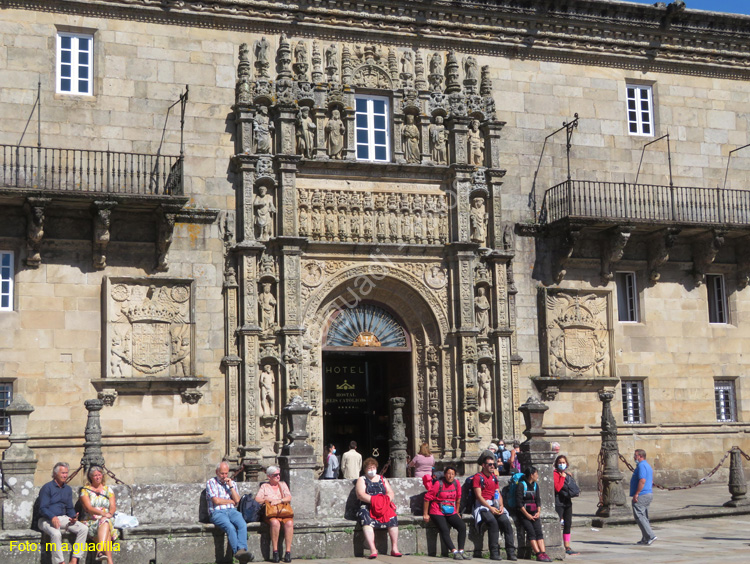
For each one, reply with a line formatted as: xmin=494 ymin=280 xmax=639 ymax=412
xmin=0 ymin=383 xmax=12 ymax=435
xmin=626 ymin=84 xmax=653 ymax=136
xmin=622 ymin=380 xmax=646 ymax=424
xmin=57 ymin=32 xmax=93 ymax=95
xmin=0 ymin=251 xmax=13 ymax=311
xmin=715 ymin=380 xmax=737 ymax=422
xmin=616 ymin=271 xmax=639 ymax=322
xmin=355 ymin=95 xmax=390 ymax=162
xmin=707 ymin=274 xmax=728 ymax=324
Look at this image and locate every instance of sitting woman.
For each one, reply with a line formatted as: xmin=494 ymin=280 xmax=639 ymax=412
xmin=255 ymin=465 xmax=294 ymax=563
xmin=515 ymin=466 xmax=551 ymax=563
xmin=79 ymin=466 xmax=118 ymax=564
xmin=423 ymin=465 xmax=467 ymax=559
xmin=356 ymin=457 xmax=401 ymax=559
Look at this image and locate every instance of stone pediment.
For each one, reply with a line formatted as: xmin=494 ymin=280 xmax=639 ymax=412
xmin=352 ymin=63 xmax=392 ymax=89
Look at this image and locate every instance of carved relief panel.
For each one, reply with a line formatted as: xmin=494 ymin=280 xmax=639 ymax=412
xmin=541 ymin=289 xmax=613 ymax=379
xmin=104 ymin=278 xmax=195 ymax=379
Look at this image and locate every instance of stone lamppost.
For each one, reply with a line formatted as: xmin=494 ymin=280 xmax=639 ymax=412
xmin=81 ymin=399 xmax=106 ymax=473
xmin=595 ymin=389 xmax=627 ymax=518
xmin=389 ymin=397 xmax=408 ymax=478
xmin=278 ymin=395 xmax=316 ymax=518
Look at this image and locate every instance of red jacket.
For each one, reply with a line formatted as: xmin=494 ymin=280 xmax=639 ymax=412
xmin=369 ymin=493 xmax=396 ymax=523
xmin=554 ymin=470 xmax=566 ymax=493
xmin=424 ymin=478 xmax=461 ymax=516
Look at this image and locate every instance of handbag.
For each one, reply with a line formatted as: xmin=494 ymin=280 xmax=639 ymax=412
xmin=566 ymin=474 xmax=581 ymax=498
xmin=264 ymin=501 xmax=294 ymax=519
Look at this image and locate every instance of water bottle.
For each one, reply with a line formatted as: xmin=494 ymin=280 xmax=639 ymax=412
xmin=493 ymin=489 xmax=500 ymax=508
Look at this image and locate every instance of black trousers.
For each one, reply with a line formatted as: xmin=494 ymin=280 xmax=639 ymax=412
xmin=431 ymin=513 xmax=466 ymax=551
xmin=518 ymin=516 xmax=544 ymax=541
xmin=482 ymin=511 xmax=516 ymax=550
xmin=556 ymin=503 xmax=572 ymax=535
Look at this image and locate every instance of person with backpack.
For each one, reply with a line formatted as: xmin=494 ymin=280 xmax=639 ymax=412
xmin=423 ymin=465 xmax=467 ymax=559
xmin=515 ymin=466 xmax=551 ymax=562
xmin=554 ymin=454 xmax=579 ymax=556
xmin=471 ymin=454 xmax=517 ymax=561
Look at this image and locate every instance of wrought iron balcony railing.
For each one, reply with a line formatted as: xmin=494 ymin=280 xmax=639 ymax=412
xmin=0 ymin=144 xmax=183 ymax=197
xmin=539 ymin=179 xmax=750 ymax=226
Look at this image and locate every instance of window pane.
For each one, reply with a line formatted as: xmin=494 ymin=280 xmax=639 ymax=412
xmin=78 ymin=80 xmax=89 ymax=93
xmin=1 ymin=254 xmax=8 ymax=266
xmin=79 ymin=67 xmax=89 ymax=79
xmin=79 ymin=52 xmax=89 ymax=65
xmin=1 ymin=296 xmax=7 ymax=309
xmin=356 ymin=98 xmax=367 ymax=112
xmin=375 ymin=146 xmax=386 ymax=161
xmin=357 ymin=130 xmax=369 ymax=144
xmin=373 ymin=100 xmax=385 ymax=113
xmin=374 ymin=115 xmax=386 ymax=130
xmin=61 ymin=78 xmax=71 ymax=91
xmin=357 ymin=145 xmax=369 ymax=159
xmin=356 ymin=114 xmax=368 ymax=128
xmin=642 ymin=123 xmax=650 ymax=134
xmin=374 ymin=130 xmax=386 ymax=145
xmin=79 ymin=37 xmax=89 ymax=50
xmin=61 ymin=50 xmax=71 ymax=64
xmin=61 ymin=36 xmax=71 ymax=49
xmin=1 ymin=281 xmax=8 ymax=294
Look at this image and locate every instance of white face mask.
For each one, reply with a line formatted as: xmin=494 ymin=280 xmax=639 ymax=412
xmin=557 ymin=463 xmax=567 ymax=471
xmin=366 ymin=469 xmax=377 ymax=478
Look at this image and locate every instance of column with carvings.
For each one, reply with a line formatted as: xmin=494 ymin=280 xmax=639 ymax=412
xmin=595 ymin=389 xmax=628 ymax=519
xmin=0 ymin=395 xmax=38 ymax=529
xmin=278 ymin=396 xmax=316 ymax=519
xmin=389 ymin=397 xmax=408 ymax=478
xmin=81 ymin=399 xmax=106 ymax=473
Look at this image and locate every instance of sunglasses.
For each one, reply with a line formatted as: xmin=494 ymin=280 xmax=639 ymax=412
xmin=270 ymin=473 xmax=281 ymax=477
xmin=484 ymin=463 xmax=496 ymax=467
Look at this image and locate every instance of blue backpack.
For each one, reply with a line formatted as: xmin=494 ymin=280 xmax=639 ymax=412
xmin=504 ymin=472 xmax=526 ymax=509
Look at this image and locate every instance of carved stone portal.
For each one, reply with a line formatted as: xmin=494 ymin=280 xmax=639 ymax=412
xmin=105 ymin=278 xmax=195 ymax=378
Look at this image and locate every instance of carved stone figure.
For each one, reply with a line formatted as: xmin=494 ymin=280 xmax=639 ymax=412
xmin=363 ymin=209 xmax=374 ymax=240
xmin=325 ymin=43 xmax=339 ymax=80
xmin=25 ymin=204 xmax=44 ymax=267
xmin=254 ymin=106 xmax=274 ymax=154
xmin=324 ymin=208 xmax=336 ymax=240
xmin=430 ymin=413 xmax=440 ymax=438
xmin=325 ymin=109 xmax=345 ymax=159
xmin=475 ymin=286 xmax=490 ymax=336
xmin=293 ymin=40 xmax=309 ymax=80
xmin=478 ymin=363 xmax=492 ymax=413
xmin=429 ymin=116 xmax=447 ymax=164
xmin=254 ymin=185 xmax=276 ymax=241
xmin=260 ymin=364 xmax=275 ymax=416
xmin=376 ymin=210 xmax=387 ymax=241
xmin=402 ymin=114 xmax=421 ymax=164
xmin=468 ymin=119 xmax=484 ymax=166
xmin=470 ymin=196 xmax=487 ymax=246
xmin=312 ymin=208 xmax=323 ymax=237
xmin=388 ymin=210 xmax=399 ymax=241
xmin=254 ymin=37 xmax=271 ymax=78
xmin=464 ymin=56 xmax=478 ymax=82
xmin=259 ymin=282 xmax=277 ymax=331
xmin=110 ymin=326 xmax=131 ymax=377
xmin=296 ymin=106 xmax=315 ymax=159
xmin=428 ymin=365 xmax=438 ymax=389
xmin=93 ymin=206 xmax=112 ymax=270
xmin=299 ymin=207 xmax=309 ymax=236
xmin=170 ymin=325 xmax=191 ymax=376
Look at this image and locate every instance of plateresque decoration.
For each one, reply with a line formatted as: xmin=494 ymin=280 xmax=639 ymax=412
xmin=326 ymin=304 xmax=407 ymax=348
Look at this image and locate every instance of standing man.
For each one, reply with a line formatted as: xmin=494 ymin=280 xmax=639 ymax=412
xmin=341 ymin=441 xmax=363 ymax=480
xmin=206 ymin=461 xmax=254 ymax=563
xmin=472 ymin=454 xmax=517 ymax=561
xmin=631 ymin=449 xmax=656 ymax=545
xmin=38 ymin=462 xmax=89 ymax=564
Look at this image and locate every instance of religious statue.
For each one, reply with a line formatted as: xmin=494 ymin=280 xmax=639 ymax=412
xmin=468 ymin=119 xmax=484 ymax=166
xmin=429 ymin=365 xmax=438 ymax=389
xmin=260 ymin=364 xmax=275 ymax=416
xmin=402 ymin=114 xmax=421 ymax=164
xmin=478 ymin=364 xmax=492 ymax=413
xmin=430 ymin=52 xmax=442 ymax=76
xmin=325 ymin=43 xmax=338 ymax=80
xmin=470 ymin=196 xmax=487 ymax=246
xmin=253 ymin=105 xmax=274 ymax=154
xmin=324 ymin=208 xmax=336 ymax=240
xmin=253 ymin=185 xmax=276 ymax=241
xmin=325 ymin=109 xmax=345 ymax=159
xmin=475 ymin=286 xmax=490 ymax=336
xmin=259 ymin=283 xmax=277 ymax=331
xmin=429 ymin=115 xmax=447 ymax=165
xmin=464 ymin=56 xmax=478 ymax=82
xmin=296 ymin=106 xmax=315 ymax=159
xmin=294 ymin=41 xmax=308 ymax=66
xmin=298 ymin=207 xmax=309 ymax=236
xmin=254 ymin=37 xmax=270 ymax=78
xmin=401 ymin=51 xmax=413 ymax=75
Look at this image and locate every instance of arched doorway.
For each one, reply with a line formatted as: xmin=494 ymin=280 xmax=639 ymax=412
xmin=322 ymin=303 xmax=412 ymax=467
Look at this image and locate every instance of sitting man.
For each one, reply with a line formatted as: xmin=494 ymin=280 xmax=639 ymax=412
xmin=472 ymin=454 xmax=517 ymax=561
xmin=206 ymin=461 xmax=254 ymax=563
xmin=38 ymin=462 xmax=89 ymax=564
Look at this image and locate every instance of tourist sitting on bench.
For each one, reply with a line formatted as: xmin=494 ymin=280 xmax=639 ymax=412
xmin=206 ymin=461 xmax=254 ymax=563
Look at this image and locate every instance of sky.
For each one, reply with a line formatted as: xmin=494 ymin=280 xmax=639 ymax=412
xmin=625 ymin=0 xmax=750 ymax=15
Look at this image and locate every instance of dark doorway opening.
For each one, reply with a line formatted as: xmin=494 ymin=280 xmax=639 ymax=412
xmin=322 ymin=351 xmax=411 ymax=473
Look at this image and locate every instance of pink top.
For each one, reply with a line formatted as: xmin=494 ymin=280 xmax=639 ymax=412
xmin=255 ymin=481 xmax=291 ymax=504
xmin=409 ymin=454 xmax=435 ymax=479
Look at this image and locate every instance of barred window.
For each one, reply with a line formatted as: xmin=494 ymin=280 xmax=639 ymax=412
xmin=616 ymin=272 xmax=638 ymax=322
xmin=715 ymin=380 xmax=737 ymax=423
xmin=355 ymin=95 xmax=390 ymax=162
xmin=626 ymin=84 xmax=653 ymax=136
xmin=57 ymin=32 xmax=93 ymax=95
xmin=622 ymin=380 xmax=645 ymax=424
xmin=0 ymin=383 xmax=12 ymax=435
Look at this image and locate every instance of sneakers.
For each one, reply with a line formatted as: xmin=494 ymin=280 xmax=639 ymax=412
xmin=453 ymin=551 xmax=462 ymax=560
xmin=462 ymin=551 xmax=472 ymax=560
xmin=636 ymin=536 xmax=657 ymax=546
xmin=646 ymin=536 xmax=657 ymax=545
xmin=536 ymin=553 xmax=552 ymax=562
xmin=565 ymin=547 xmax=580 ymax=555
xmin=283 ymin=552 xmax=292 ymax=563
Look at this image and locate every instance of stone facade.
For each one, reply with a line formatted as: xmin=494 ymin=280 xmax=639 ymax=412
xmin=0 ymin=0 xmax=749 ymax=490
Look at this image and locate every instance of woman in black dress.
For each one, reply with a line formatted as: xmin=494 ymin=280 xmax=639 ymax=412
xmin=355 ymin=457 xmax=401 ymax=559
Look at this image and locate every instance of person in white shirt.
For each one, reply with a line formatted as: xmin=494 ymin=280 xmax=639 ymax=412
xmin=341 ymin=441 xmax=363 ymax=480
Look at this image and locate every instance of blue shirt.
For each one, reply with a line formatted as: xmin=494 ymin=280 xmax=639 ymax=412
xmin=630 ymin=459 xmax=653 ymax=496
xmin=38 ymin=479 xmax=77 ymax=520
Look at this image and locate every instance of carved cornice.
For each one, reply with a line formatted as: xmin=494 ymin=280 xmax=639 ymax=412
xmin=10 ymin=1 xmax=750 ymax=79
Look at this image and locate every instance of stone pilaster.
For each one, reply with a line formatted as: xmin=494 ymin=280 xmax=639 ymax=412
xmin=278 ymin=396 xmax=316 ymax=519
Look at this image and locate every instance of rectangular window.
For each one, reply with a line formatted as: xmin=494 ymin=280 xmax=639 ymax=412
xmin=622 ymin=380 xmax=645 ymax=424
xmin=626 ymin=84 xmax=653 ymax=136
xmin=715 ymin=380 xmax=737 ymax=422
xmin=707 ymin=274 xmax=727 ymax=324
xmin=0 ymin=383 xmax=12 ymax=435
xmin=0 ymin=251 xmax=13 ymax=311
xmin=57 ymin=32 xmax=93 ymax=95
xmin=616 ymin=272 xmax=638 ymax=322
xmin=355 ymin=95 xmax=390 ymax=162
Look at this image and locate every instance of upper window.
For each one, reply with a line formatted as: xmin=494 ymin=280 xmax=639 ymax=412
xmin=57 ymin=32 xmax=93 ymax=95
xmin=707 ymin=274 xmax=728 ymax=324
xmin=626 ymin=84 xmax=653 ymax=136
xmin=715 ymin=380 xmax=737 ymax=423
xmin=616 ymin=272 xmax=638 ymax=322
xmin=355 ymin=96 xmax=390 ymax=162
xmin=0 ymin=251 xmax=13 ymax=311
xmin=0 ymin=382 xmax=12 ymax=435
xmin=622 ymin=380 xmax=645 ymax=424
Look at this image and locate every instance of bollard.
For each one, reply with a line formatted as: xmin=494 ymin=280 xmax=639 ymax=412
xmin=724 ymin=446 xmax=749 ymax=507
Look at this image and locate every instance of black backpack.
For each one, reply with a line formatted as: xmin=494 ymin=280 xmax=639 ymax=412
xmin=198 ymin=488 xmax=210 ymax=524
xmin=460 ymin=473 xmax=499 ymax=514
xmin=238 ymin=494 xmax=262 ymax=522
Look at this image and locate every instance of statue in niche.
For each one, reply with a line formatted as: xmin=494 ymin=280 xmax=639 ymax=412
xmin=464 ymin=56 xmax=478 ymax=82
xmin=503 ymin=223 xmax=514 ymax=251
xmin=468 ymin=119 xmax=484 ymax=166
xmin=470 ymin=196 xmax=487 ymax=246
xmin=324 ymin=208 xmax=336 ymax=240
xmin=430 ymin=413 xmax=439 ymax=438
xmin=255 ymin=37 xmax=270 ymax=78
xmin=312 ymin=208 xmax=323 ymax=238
xmin=430 ymin=52 xmax=442 ymax=75
xmin=259 ymin=282 xmax=277 ymax=331
xmin=363 ymin=209 xmax=374 ymax=240
xmin=296 ymin=106 xmax=315 ymax=159
xmin=376 ymin=210 xmax=387 ymax=241
xmin=429 ymin=115 xmax=447 ymax=164
xmin=254 ymin=106 xmax=274 ymax=154
xmin=414 ymin=210 xmax=424 ymax=242
xmin=253 ymin=185 xmax=276 ymax=241
xmin=388 ymin=210 xmax=399 ymax=241
xmin=428 ymin=365 xmax=438 ymax=389
xmin=170 ymin=325 xmax=191 ymax=376
xmin=350 ymin=210 xmax=361 ymax=240
xmin=402 ymin=114 xmax=421 ymax=164
xmin=401 ymin=51 xmax=413 ymax=75
xmin=260 ymin=364 xmax=275 ymax=416
xmin=325 ymin=43 xmax=338 ymax=79
xmin=299 ymin=207 xmax=309 ymax=236
xmin=325 ymin=109 xmax=345 ymax=159
xmin=478 ymin=364 xmax=492 ymax=413
xmin=110 ymin=326 xmax=131 ymax=377
xmin=475 ymin=286 xmax=490 ymax=336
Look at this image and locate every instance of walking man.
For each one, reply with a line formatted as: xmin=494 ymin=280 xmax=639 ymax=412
xmin=341 ymin=441 xmax=363 ymax=480
xmin=631 ymin=449 xmax=656 ymax=545
xmin=206 ymin=461 xmax=254 ymax=562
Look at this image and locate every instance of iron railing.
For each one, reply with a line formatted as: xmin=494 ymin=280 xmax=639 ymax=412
xmin=0 ymin=145 xmax=183 ymax=196
xmin=539 ymin=179 xmax=750 ymax=226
